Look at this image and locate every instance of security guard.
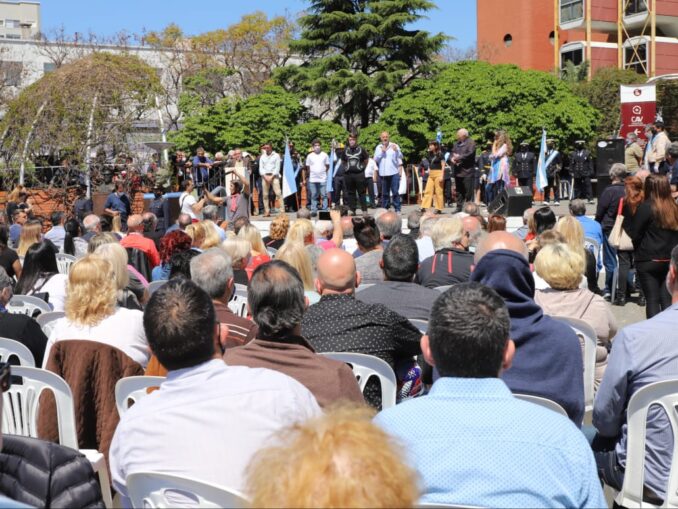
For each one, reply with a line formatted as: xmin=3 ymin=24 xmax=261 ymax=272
xmin=512 ymin=141 xmax=536 ymax=191
xmin=569 ymin=140 xmax=594 ymax=203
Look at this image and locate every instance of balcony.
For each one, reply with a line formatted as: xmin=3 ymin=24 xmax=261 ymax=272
xmin=560 ymin=0 xmax=618 ymax=32
xmin=623 ymin=0 xmax=678 ymax=37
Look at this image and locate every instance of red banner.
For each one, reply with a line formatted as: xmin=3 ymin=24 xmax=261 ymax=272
xmin=620 ymin=84 xmax=656 ymax=141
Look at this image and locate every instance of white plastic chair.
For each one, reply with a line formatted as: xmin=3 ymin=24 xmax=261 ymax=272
xmin=127 ymin=471 xmax=250 ymax=508
xmin=434 ymin=285 xmax=451 ymax=293
xmin=8 ymin=295 xmax=51 ymax=316
xmin=320 ymin=352 xmax=397 ymax=409
xmin=409 ymin=319 xmax=428 ymax=334
xmin=1 ymin=366 xmax=113 ymax=508
xmin=115 ymin=376 xmax=165 ymax=417
xmin=148 ymin=280 xmax=167 ymax=295
xmin=233 ymin=283 xmax=248 ymax=299
xmin=266 ymin=247 xmax=277 ymax=258
xmin=552 ymin=315 xmax=597 ymax=415
xmin=55 ymin=253 xmax=77 ymax=275
xmin=615 ymin=379 xmax=678 ymax=508
xmin=514 ymin=393 xmax=568 ymax=417
xmin=584 ymin=236 xmax=601 ymax=268
xmin=36 ymin=311 xmax=64 ymax=338
xmin=228 ymin=294 xmax=248 ymax=318
xmin=0 ymin=337 xmax=35 ymax=366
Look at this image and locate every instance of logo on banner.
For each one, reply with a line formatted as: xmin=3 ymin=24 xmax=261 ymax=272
xmin=620 ymin=84 xmax=657 ymax=141
xmin=634 ymin=89 xmax=642 ymax=96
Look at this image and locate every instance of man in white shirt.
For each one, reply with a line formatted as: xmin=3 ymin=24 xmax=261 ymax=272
xmin=649 ymin=121 xmax=672 ymax=174
xmin=110 ymin=278 xmax=320 ymax=506
xmin=259 ymin=143 xmax=282 ymax=217
xmin=305 ymin=139 xmax=330 ymax=216
xmin=179 ymin=179 xmax=206 ymax=221
xmin=373 ymin=131 xmax=404 ymax=212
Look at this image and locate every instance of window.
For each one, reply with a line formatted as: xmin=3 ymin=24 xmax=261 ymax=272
xmin=4 ymin=19 xmax=20 ymax=28
xmin=5 ymin=34 xmax=20 ymax=40
xmin=503 ymin=34 xmax=513 ymax=48
xmin=625 ymin=42 xmax=647 ymax=74
xmin=561 ymin=47 xmax=584 ymax=67
xmin=625 ymin=0 xmax=648 ymax=16
xmin=560 ymin=0 xmax=584 ymax=24
xmin=1 ymin=61 xmax=23 ymax=86
xmin=43 ymin=62 xmax=56 ymax=74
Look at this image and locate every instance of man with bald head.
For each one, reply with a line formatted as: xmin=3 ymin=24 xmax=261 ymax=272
xmin=302 ymin=249 xmax=422 ymax=407
xmin=120 ymin=213 xmax=161 ymax=268
xmin=461 ymin=215 xmax=483 ymax=252
xmin=470 ymin=232 xmax=584 ymax=424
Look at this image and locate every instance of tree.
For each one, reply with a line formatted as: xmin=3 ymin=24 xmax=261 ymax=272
xmin=658 ymin=80 xmax=678 ymax=137
xmin=275 ymin=0 xmax=447 ymax=129
xmin=360 ymin=61 xmax=600 ymax=160
xmin=290 ymin=120 xmax=348 ymax=151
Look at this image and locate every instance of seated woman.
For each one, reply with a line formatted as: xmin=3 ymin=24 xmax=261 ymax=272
xmin=152 ymin=231 xmax=192 ymax=281
xmin=534 ymin=242 xmax=617 ymax=388
xmin=221 ymin=239 xmax=251 ymax=286
xmin=276 ymin=241 xmax=321 ymax=304
xmin=263 ymin=213 xmax=289 ymax=251
xmin=14 ymin=241 xmax=68 ymax=311
xmin=17 ymin=221 xmax=44 ymax=259
xmin=43 ymin=255 xmax=150 ymax=368
xmin=63 ymin=218 xmax=87 ymax=258
xmin=94 ymin=242 xmax=146 ymax=310
xmin=238 ymin=224 xmax=270 ymax=280
xmin=556 ymin=216 xmax=601 ymax=294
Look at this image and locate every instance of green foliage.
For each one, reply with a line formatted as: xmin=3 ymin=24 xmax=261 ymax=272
xmin=289 ymin=120 xmax=348 ymax=152
xmin=570 ymin=67 xmax=644 ymax=139
xmin=170 ymin=86 xmax=306 ymax=154
xmin=658 ymin=80 xmax=678 ymax=137
xmin=560 ymin=60 xmax=590 ymax=83
xmin=276 ymin=0 xmax=447 ymax=128
xmin=178 ymin=67 xmax=236 ymax=116
xmin=367 ymin=61 xmax=600 ymax=161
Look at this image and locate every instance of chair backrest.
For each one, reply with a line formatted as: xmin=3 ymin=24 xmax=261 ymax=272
xmin=126 ymin=471 xmax=250 ymax=509
xmin=55 ymin=253 xmax=77 ymax=275
xmin=0 ymin=337 xmax=35 ymax=366
xmin=514 ymin=393 xmax=568 ymax=417
xmin=148 ymin=280 xmax=167 ymax=295
xmin=8 ymin=295 xmax=51 ymax=316
xmin=115 ymin=376 xmax=165 ymax=417
xmin=409 ymin=319 xmax=428 ymax=334
xmin=551 ymin=315 xmax=597 ymax=413
xmin=266 ymin=247 xmax=277 ymax=258
xmin=617 ymin=380 xmax=678 ymax=508
xmin=126 ymin=248 xmax=152 ymax=283
xmin=36 ymin=311 xmax=65 ymax=337
xmin=233 ymin=283 xmax=248 ymax=300
xmin=320 ymin=352 xmax=397 ymax=409
xmin=1 ymin=366 xmax=79 ymax=449
xmin=584 ymin=237 xmax=601 ymax=266
xmin=434 ymin=285 xmax=451 ymax=293
xmin=228 ymin=294 xmax=248 ymax=318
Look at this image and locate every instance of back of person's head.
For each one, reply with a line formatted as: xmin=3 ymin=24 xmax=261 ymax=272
xmin=522 ymin=207 xmax=535 ymax=226
xmin=87 ymin=232 xmax=118 ymax=254
xmin=462 ymin=202 xmax=480 ymax=217
xmin=537 ymin=229 xmax=566 ymax=250
xmin=427 ymin=282 xmax=511 ymax=378
xmin=199 ymin=221 xmax=220 ymax=250
xmin=382 ymin=234 xmax=418 ymax=282
xmin=287 ymin=219 xmax=314 ymax=245
xmin=141 ymin=212 xmax=157 ymax=233
xmin=144 ymin=278 xmax=217 ymax=371
xmin=169 ymin=249 xmax=201 ymax=279
xmin=609 ymin=162 xmax=628 ymax=182
xmin=276 ymin=241 xmax=315 ymax=291
xmin=126 ymin=214 xmax=143 ymax=232
xmin=94 ymin=242 xmax=130 ymax=291
xmin=65 ymin=255 xmax=117 ymax=327
xmin=407 ymin=209 xmax=423 ymax=231
xmin=487 ymin=214 xmax=506 ymax=233
xmin=233 ymin=216 xmax=249 ymax=235
xmin=63 ymin=218 xmax=81 ymax=255
xmin=17 ymin=221 xmax=42 ymax=257
xmin=246 ymin=405 xmax=419 ymax=508
xmin=474 ymin=230 xmax=529 ymax=263
xmin=316 ymin=248 xmax=358 ymax=294
xmin=531 ymin=206 xmax=556 ymax=235
xmin=431 ymin=217 xmax=464 ymax=251
xmin=625 ymin=175 xmax=645 ymax=215
xmin=296 ymin=208 xmax=312 ymax=220
xmin=238 ymin=224 xmax=266 ymax=254
xmin=340 ymin=216 xmax=354 ymax=239
xmin=202 ymin=205 xmax=218 ymax=222
xmin=535 ymin=243 xmax=584 ymax=291
xmin=159 ymin=230 xmax=192 ymax=264
xmin=645 ymin=174 xmax=678 ymax=231
xmin=190 ymin=248 xmax=233 ymax=299
xmin=83 ymin=214 xmax=100 ymax=233
xmin=376 ymin=211 xmax=401 ymax=239
xmin=177 ymin=213 xmax=192 ymax=230
xmin=269 ymin=214 xmax=290 ymax=241
xmin=221 ymin=239 xmax=251 ymax=270
xmin=419 ymin=215 xmax=439 ymax=238
xmin=14 ymin=241 xmax=59 ymax=295
xmin=249 ymin=260 xmax=305 ymax=340
xmin=185 ymin=222 xmax=206 ymax=248
xmin=353 ymin=216 xmax=380 ymax=251
xmin=50 ymin=211 xmax=64 ymax=228
xmin=568 ymin=199 xmax=587 ymax=217
xmin=555 ymin=216 xmax=585 ymax=256
xmin=314 ymin=220 xmax=333 ymax=240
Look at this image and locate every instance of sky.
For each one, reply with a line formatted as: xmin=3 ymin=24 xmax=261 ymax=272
xmin=40 ymin=0 xmax=477 ymax=50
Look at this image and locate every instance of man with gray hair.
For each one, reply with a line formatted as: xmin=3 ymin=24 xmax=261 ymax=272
xmin=0 ymin=267 xmax=48 ymax=365
xmin=82 ymin=214 xmax=101 ymax=242
xmin=407 ymin=209 xmax=423 ymax=239
xmin=625 ymin=132 xmax=643 ymax=173
xmin=514 ymin=207 xmax=535 ymax=241
xmin=416 ymin=213 xmax=440 ymax=261
xmin=450 ymin=128 xmax=477 ymax=213
xmin=142 ymin=212 xmax=163 ymax=249
xmin=190 ymin=248 xmax=257 ymax=349
xmin=166 ymin=213 xmax=192 ymax=234
xmin=202 ymin=204 xmax=227 ymax=241
xmin=569 ymin=198 xmax=603 ymax=247
xmin=376 ymin=211 xmax=401 ymax=245
xmin=416 ymin=216 xmax=473 ymax=288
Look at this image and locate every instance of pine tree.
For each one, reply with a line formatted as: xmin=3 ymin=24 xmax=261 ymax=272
xmin=276 ymin=0 xmax=447 ymax=129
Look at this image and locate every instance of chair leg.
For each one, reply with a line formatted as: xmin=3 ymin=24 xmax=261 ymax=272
xmin=81 ymin=449 xmax=113 ymax=508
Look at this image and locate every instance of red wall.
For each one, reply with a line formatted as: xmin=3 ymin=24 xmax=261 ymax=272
xmin=591 ymin=46 xmax=619 ymax=72
xmin=592 ymin=0 xmax=619 ymax=23
xmin=655 ymin=42 xmax=678 ymax=75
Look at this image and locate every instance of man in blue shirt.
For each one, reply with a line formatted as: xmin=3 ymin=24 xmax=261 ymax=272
xmin=192 ymin=147 xmax=213 ymax=190
xmin=373 ymin=131 xmax=403 ymax=212
xmin=570 ymin=198 xmax=603 ymax=271
xmin=103 ymin=182 xmax=131 ymax=229
xmin=375 ymin=282 xmax=605 ymax=508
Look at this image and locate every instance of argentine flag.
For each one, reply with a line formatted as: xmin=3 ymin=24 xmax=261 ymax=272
xmin=282 ymin=140 xmax=297 ymax=199
xmin=536 ymin=129 xmax=548 ymax=192
xmin=327 ymin=142 xmax=336 ymax=193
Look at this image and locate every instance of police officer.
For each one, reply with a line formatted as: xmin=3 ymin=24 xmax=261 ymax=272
xmin=569 ymin=140 xmax=594 ymax=203
xmin=543 ymin=139 xmax=563 ymax=205
xmin=476 ymin=142 xmax=492 ymax=204
xmin=512 ymin=141 xmax=536 ymax=190
xmin=341 ymin=133 xmax=369 ymax=215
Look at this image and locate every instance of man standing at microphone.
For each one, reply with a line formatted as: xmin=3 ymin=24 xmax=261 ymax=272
xmin=374 ymin=131 xmax=404 ymax=212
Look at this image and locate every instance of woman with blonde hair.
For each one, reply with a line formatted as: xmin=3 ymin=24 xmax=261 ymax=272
xmin=286 ymin=218 xmax=315 ymax=246
xmin=556 ymin=216 xmax=600 ymax=293
xmin=43 ymin=255 xmax=150 ymax=368
xmin=199 ymin=221 xmax=220 ymax=250
xmin=275 ymin=241 xmax=321 ymax=304
xmin=221 ymin=238 xmax=251 ymax=286
xmin=534 ymin=243 xmax=616 ymax=388
xmin=246 ymin=405 xmax=419 ymax=508
xmin=486 ymin=129 xmax=513 ymax=204
xmin=95 ymin=242 xmax=146 ymax=310
xmin=185 ymin=223 xmax=206 ymax=250
xmin=238 ymin=224 xmax=270 ymax=279
xmin=17 ymin=221 xmax=43 ymax=258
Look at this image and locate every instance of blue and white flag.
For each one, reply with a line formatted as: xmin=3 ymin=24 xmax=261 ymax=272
xmin=536 ymin=129 xmax=548 ymax=192
xmin=326 ymin=140 xmax=336 ymax=193
xmin=282 ymin=140 xmax=297 ymax=199
xmin=436 ymin=129 xmax=443 ymax=144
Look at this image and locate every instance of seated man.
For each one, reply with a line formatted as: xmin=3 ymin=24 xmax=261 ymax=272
xmin=375 ymin=283 xmax=605 ymax=508
xmin=592 ymin=244 xmax=678 ymax=503
xmin=376 ymin=211 xmax=401 ymax=247
xmin=44 ymin=212 xmax=66 ymax=251
xmin=110 ymin=278 xmax=320 ymax=504
xmin=302 ymin=249 xmax=421 ymax=407
xmin=470 ymin=231 xmax=584 ymax=424
xmin=357 ymin=234 xmax=439 ymax=321
xmin=120 ymin=214 xmax=160 ymax=268
xmin=141 ymin=212 xmax=163 ymax=250
xmin=81 ymin=214 xmax=101 ymax=242
xmin=165 ymin=213 xmax=192 ymax=234
xmin=415 ymin=214 xmax=439 ymax=262
xmin=416 ymin=217 xmax=474 ymax=289
xmin=224 ymin=260 xmax=364 ymax=408
xmin=570 ymin=199 xmax=603 ymax=246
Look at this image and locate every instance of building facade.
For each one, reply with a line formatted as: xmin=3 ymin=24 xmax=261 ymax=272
xmin=0 ymin=1 xmax=39 ymax=41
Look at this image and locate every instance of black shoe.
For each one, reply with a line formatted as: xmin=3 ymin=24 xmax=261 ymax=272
xmin=613 ymin=297 xmax=626 ymax=306
xmin=637 ymin=295 xmax=646 ymax=307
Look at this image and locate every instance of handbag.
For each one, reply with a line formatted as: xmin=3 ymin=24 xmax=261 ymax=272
xmin=608 ymin=198 xmax=634 ymax=251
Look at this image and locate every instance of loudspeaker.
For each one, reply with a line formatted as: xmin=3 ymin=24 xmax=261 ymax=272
xmin=596 ymin=139 xmax=625 ymax=177
xmin=488 ymin=186 xmax=533 ymax=217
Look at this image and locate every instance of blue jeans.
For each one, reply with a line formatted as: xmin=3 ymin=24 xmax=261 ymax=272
xmin=602 ymin=232 xmax=617 ymax=294
xmin=380 ymin=174 xmax=401 ymax=211
xmin=309 ymin=182 xmax=327 ymax=212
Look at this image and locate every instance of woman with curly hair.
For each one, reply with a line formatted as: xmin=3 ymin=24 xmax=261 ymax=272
xmin=151 ymin=230 xmax=192 ymax=281
xmin=262 ymin=213 xmax=289 ymax=251
xmin=42 ymin=255 xmax=150 ymax=368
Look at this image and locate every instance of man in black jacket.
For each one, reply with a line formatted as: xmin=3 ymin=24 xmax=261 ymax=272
xmin=449 ymin=129 xmax=477 ymax=213
xmin=570 ymin=140 xmax=594 ymax=203
xmin=512 ymin=142 xmax=536 ymax=191
xmin=341 ymin=133 xmax=369 ymax=215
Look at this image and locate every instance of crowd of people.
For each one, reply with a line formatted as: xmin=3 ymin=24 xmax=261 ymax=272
xmin=0 ymin=126 xmax=677 ymax=507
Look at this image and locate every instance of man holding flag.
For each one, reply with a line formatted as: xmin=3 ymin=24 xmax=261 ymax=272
xmin=305 ymin=139 xmax=330 ymax=217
